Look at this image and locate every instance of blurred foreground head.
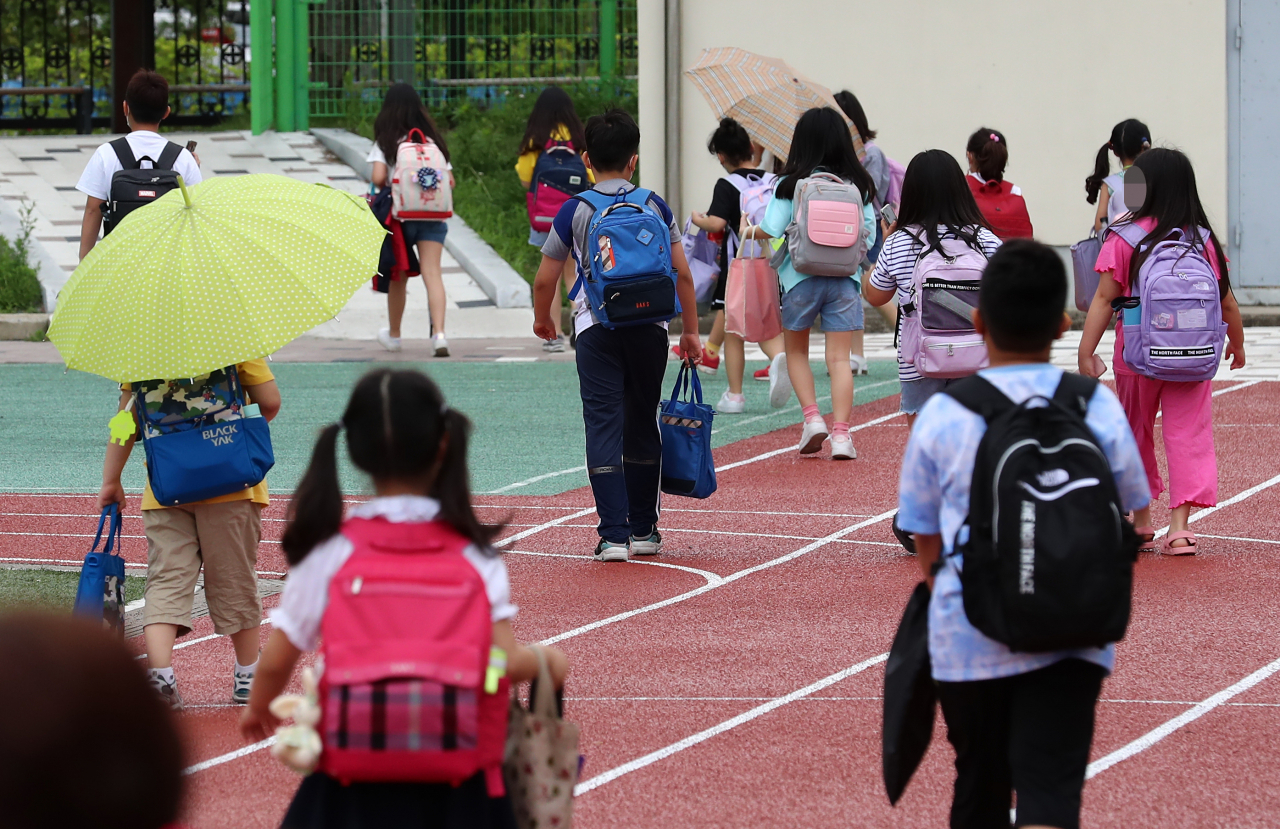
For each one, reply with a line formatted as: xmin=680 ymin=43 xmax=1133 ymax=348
xmin=0 ymin=612 xmax=184 ymax=829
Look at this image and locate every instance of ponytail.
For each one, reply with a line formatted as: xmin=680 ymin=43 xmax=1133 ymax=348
xmin=1084 ymin=143 xmax=1111 ymax=204
xmin=966 ymin=127 xmax=1008 ymax=183
xmin=281 ymin=423 xmax=344 ymax=566
xmin=1087 ymin=118 xmax=1152 ymax=204
xmin=433 ymin=408 xmax=502 ymax=554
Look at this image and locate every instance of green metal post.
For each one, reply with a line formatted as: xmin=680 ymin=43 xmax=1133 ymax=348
xmin=250 ymin=0 xmax=274 ymax=134
xmin=600 ymin=0 xmax=617 ymax=81
xmin=276 ymin=0 xmax=297 ymax=132
xmin=294 ymin=0 xmax=310 ymax=130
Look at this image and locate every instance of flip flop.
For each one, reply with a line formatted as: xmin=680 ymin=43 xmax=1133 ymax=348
xmin=1136 ymin=525 xmax=1157 ymax=553
xmin=1162 ymin=531 xmax=1198 ymax=556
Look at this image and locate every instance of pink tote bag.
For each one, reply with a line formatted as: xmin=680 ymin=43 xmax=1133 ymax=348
xmin=725 ymin=231 xmax=782 ymax=343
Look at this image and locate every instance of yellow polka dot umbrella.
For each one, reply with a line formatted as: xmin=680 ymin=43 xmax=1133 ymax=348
xmin=48 ymin=174 xmax=385 ymax=383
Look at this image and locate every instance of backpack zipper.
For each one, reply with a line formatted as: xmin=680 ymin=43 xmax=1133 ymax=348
xmin=346 ymin=578 xmax=470 ymax=598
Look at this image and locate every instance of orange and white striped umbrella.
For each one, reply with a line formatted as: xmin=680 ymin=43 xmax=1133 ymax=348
xmin=684 ymin=47 xmax=857 ymax=163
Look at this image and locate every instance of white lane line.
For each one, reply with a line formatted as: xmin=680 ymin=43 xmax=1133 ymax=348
xmin=1154 ymin=379 xmax=1264 ymax=422
xmin=715 ymin=411 xmax=904 ymax=473
xmin=521 ymin=523 xmax=901 ymax=548
xmin=574 ymin=652 xmax=888 ymax=796
xmin=1195 ymin=534 xmax=1280 ymax=546
xmin=483 ymin=465 xmax=587 ymax=494
xmin=539 ymin=509 xmax=896 ymax=646
xmin=508 ymin=549 xmax=725 ymax=587
xmin=0 ymin=531 xmax=284 ymax=546
xmin=495 ymin=507 xmax=597 ymax=548
xmin=1152 ymin=472 xmax=1280 ymax=540
xmin=1086 ymin=655 xmax=1280 ymax=779
xmin=183 ymin=738 xmax=276 ymax=775
xmin=0 ymin=556 xmax=148 ymax=569
xmin=125 ymin=598 xmax=145 ymax=612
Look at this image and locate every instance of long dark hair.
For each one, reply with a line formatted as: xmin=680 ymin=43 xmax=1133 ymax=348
xmin=895 ymin=149 xmax=991 ymax=256
xmin=1085 ymin=118 xmax=1149 ymax=204
xmin=705 ymin=117 xmax=752 ymax=166
xmin=281 ymin=369 xmax=500 ymax=564
xmin=832 ymin=90 xmax=876 ymax=140
xmin=518 ymin=86 xmax=586 ymax=154
xmin=374 ymin=83 xmax=450 ymax=168
xmin=774 ymin=107 xmax=874 ymax=203
xmin=966 ymin=127 xmax=1009 ymax=183
xmin=1124 ymin=147 xmax=1230 ymax=299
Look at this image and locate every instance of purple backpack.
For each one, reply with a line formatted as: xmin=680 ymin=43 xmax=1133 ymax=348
xmin=1112 ymin=223 xmax=1226 ymax=382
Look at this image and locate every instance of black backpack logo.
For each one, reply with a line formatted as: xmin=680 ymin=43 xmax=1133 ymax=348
xmin=948 ymin=373 xmax=1139 ymax=652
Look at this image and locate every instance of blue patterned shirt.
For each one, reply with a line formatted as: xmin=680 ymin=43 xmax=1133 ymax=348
xmin=897 ymin=364 xmax=1151 ymax=682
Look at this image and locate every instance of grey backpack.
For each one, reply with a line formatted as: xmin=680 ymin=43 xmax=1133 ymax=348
xmin=772 ymin=171 xmax=869 ymax=276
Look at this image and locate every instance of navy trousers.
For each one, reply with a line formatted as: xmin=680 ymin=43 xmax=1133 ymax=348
xmin=575 ymin=324 xmax=668 ymax=544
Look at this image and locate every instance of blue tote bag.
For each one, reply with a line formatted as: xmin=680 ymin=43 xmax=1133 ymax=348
xmin=73 ymin=505 xmax=128 ymax=633
xmin=135 ymin=366 xmax=275 ymax=506
xmin=659 ymin=364 xmax=717 ymax=499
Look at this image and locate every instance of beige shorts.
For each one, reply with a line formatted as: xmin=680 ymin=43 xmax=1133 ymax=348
xmin=142 ymin=500 xmax=263 ymax=637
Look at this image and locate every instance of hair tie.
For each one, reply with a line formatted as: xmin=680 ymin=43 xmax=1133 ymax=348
xmin=379 ymin=373 xmax=394 ymax=448
xmin=989 ymin=133 xmax=1000 ymax=143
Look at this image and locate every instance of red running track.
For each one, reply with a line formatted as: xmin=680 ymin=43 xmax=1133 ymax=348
xmin=2 ymin=381 xmax=1279 ymax=828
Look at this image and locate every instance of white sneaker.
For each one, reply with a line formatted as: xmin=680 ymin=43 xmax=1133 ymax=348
xmin=798 ymin=418 xmax=829 ymax=455
xmin=432 ymin=333 xmax=450 ymax=357
xmin=716 ymin=390 xmax=746 ymax=413
xmin=593 ymin=539 xmax=629 ymax=562
xmin=377 ymin=327 xmax=402 ymax=352
xmin=830 ymin=433 xmax=857 ymax=460
xmin=850 ymin=354 xmax=869 ymax=375
xmin=768 ymin=352 xmax=793 ymax=408
xmin=232 ymin=665 xmax=256 ymax=705
xmin=629 ymin=529 xmax=663 ymax=556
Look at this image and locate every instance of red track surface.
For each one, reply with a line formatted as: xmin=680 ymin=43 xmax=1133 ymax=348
xmin=3 ymin=382 xmax=1279 ymax=828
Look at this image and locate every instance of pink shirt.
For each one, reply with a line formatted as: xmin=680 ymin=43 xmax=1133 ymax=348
xmin=1094 ymin=217 xmax=1225 ymax=374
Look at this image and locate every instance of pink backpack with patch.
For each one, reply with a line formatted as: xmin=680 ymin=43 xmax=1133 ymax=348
xmin=319 ymin=517 xmax=508 ymax=794
xmin=391 ymin=129 xmax=453 ymax=221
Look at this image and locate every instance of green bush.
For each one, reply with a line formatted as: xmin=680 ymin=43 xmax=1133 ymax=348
xmin=0 ymin=205 xmax=43 ymax=314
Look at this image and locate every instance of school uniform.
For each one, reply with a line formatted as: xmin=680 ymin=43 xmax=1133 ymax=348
xmin=541 ymin=179 xmax=680 ymax=544
xmin=897 ymin=364 xmax=1150 ymax=829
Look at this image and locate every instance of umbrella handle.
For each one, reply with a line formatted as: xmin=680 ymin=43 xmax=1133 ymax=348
xmin=177 ymin=176 xmax=192 ymax=208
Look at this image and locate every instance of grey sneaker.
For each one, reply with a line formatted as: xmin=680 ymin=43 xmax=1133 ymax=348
xmin=232 ymin=666 xmax=256 ymax=705
xmin=542 ymin=336 xmax=566 ymax=353
xmin=629 ymin=529 xmax=663 ymax=556
xmin=593 ymin=538 xmax=630 ymax=562
xmin=150 ymin=672 xmax=184 ymax=712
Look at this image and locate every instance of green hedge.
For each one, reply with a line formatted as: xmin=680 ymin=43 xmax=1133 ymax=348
xmin=0 ymin=206 xmax=43 ymax=314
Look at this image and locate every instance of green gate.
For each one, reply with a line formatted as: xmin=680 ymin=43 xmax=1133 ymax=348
xmin=306 ymin=0 xmax=636 ymax=121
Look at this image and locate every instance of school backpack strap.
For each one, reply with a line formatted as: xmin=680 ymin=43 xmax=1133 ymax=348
xmin=155 ymin=141 xmax=183 ymax=172
xmin=1051 ymin=372 xmax=1098 ymax=419
xmin=944 ymin=373 xmax=1015 ymax=424
xmin=109 ymin=137 xmax=138 ymax=170
xmin=1110 ymin=221 xmax=1147 ymax=250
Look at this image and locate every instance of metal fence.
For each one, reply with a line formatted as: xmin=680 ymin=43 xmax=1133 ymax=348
xmin=308 ymin=0 xmax=637 ymax=120
xmin=153 ymin=0 xmax=252 ymax=124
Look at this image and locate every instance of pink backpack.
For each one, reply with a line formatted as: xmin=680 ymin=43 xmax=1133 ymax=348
xmin=391 ymin=129 xmax=453 ymax=221
xmin=319 ymin=517 xmax=507 ymax=794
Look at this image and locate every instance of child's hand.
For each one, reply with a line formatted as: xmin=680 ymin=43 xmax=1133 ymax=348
xmin=1225 ymin=339 xmax=1246 ymax=370
xmin=679 ymin=331 xmax=703 ymax=365
xmin=240 ymin=702 xmax=281 ymax=743
xmin=543 ymin=645 xmax=570 ymax=688
xmin=98 ymin=480 xmax=125 ymax=509
xmin=533 ymin=316 xmax=557 ymax=342
xmin=881 ymin=219 xmax=898 ymax=238
xmin=1078 ymin=352 xmax=1108 ymax=378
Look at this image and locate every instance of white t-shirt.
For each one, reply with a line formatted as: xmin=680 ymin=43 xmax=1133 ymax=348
xmin=75 ymin=130 xmax=202 ymax=200
xmin=269 ymin=495 xmax=517 ymax=652
xmin=366 ymin=136 xmax=453 ymax=170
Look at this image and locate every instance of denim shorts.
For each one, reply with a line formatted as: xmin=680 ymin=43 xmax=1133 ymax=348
xmin=528 ymin=228 xmax=550 ymax=247
xmin=899 ymin=376 xmax=960 ymax=414
xmin=401 ymin=219 xmax=448 ymax=246
xmin=780 ymin=276 xmax=865 ymax=332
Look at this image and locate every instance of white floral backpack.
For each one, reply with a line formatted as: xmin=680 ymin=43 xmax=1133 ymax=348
xmin=391 ymin=128 xmax=453 ymax=220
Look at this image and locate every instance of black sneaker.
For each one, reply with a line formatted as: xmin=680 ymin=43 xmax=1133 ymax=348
xmin=891 ymin=512 xmax=917 ymax=556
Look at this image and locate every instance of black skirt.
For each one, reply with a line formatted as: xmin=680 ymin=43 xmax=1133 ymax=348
xmin=280 ymin=771 xmax=518 ymax=829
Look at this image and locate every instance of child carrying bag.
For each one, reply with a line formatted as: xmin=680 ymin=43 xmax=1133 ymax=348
xmin=724 ymin=229 xmax=783 ymax=343
xmin=659 ymin=364 xmax=717 ymax=499
xmin=680 ymin=218 xmax=720 ymax=304
xmin=134 ymin=366 xmax=275 ymax=507
xmin=504 ymin=645 xmax=581 ymax=829
xmin=1071 ymin=229 xmax=1103 ymax=312
xmin=73 ymin=504 xmax=127 ymax=634
xmin=391 ymin=128 xmax=453 ymax=220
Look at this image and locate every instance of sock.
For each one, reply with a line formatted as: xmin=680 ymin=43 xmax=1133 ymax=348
xmin=149 ymin=666 xmax=175 ymax=684
xmin=705 ymin=342 xmax=720 ymax=356
xmin=235 ymin=658 xmax=259 ymax=676
xmin=802 ymin=404 xmax=822 ymax=422
xmin=833 ymin=421 xmax=850 ymax=437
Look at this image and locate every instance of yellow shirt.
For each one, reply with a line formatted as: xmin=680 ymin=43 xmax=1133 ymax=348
xmin=515 ymin=124 xmax=595 ymax=188
xmin=124 ymin=359 xmax=275 ymax=510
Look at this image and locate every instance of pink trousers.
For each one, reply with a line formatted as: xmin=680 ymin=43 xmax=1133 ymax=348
xmin=1114 ymin=370 xmax=1217 ymax=509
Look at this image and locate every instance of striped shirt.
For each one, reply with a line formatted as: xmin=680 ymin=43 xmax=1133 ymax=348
xmin=868 ymin=225 xmax=1002 ymax=382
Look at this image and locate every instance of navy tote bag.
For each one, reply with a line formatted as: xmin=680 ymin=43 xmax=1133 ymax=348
xmin=659 ymin=364 xmax=717 ymax=499
xmin=73 ymin=505 xmax=128 ymax=633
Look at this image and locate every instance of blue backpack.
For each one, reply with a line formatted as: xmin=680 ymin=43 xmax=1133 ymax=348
xmin=570 ymin=187 xmax=680 ymax=329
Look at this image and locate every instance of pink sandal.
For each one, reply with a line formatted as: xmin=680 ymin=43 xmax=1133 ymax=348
xmin=1162 ymin=531 xmax=1198 ymax=556
xmin=1136 ymin=526 xmax=1156 ymax=553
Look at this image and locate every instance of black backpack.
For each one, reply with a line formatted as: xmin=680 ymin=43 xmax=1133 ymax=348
xmin=103 ymin=138 xmax=184 ymax=235
xmin=948 ymin=372 xmax=1139 ymax=652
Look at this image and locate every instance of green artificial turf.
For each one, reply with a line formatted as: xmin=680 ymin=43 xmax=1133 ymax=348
xmin=0 ymin=569 xmax=145 ymax=613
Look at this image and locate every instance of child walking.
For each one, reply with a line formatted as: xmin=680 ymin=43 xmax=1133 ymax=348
xmin=1085 ymin=118 xmax=1151 ymax=231
xmin=369 ymin=83 xmax=454 ymax=357
xmin=517 ymin=86 xmax=591 ymax=352
xmin=241 ymin=369 xmax=568 ymax=827
xmin=866 ymin=150 xmax=1001 ymax=426
xmin=899 ymin=240 xmax=1150 ymax=829
xmin=752 ymin=106 xmax=876 ymax=459
xmin=686 ymin=117 xmax=783 ymax=412
xmin=1078 ymin=148 xmax=1246 ymax=554
xmin=964 ymin=127 xmax=1033 ymax=240
xmin=531 ymin=109 xmax=702 ymax=561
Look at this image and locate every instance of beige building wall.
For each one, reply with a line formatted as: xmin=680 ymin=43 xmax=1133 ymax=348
xmin=638 ymin=0 xmax=1227 ymax=247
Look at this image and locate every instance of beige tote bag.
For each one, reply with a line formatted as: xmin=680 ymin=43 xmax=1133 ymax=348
xmin=504 ymin=645 xmax=580 ymax=829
